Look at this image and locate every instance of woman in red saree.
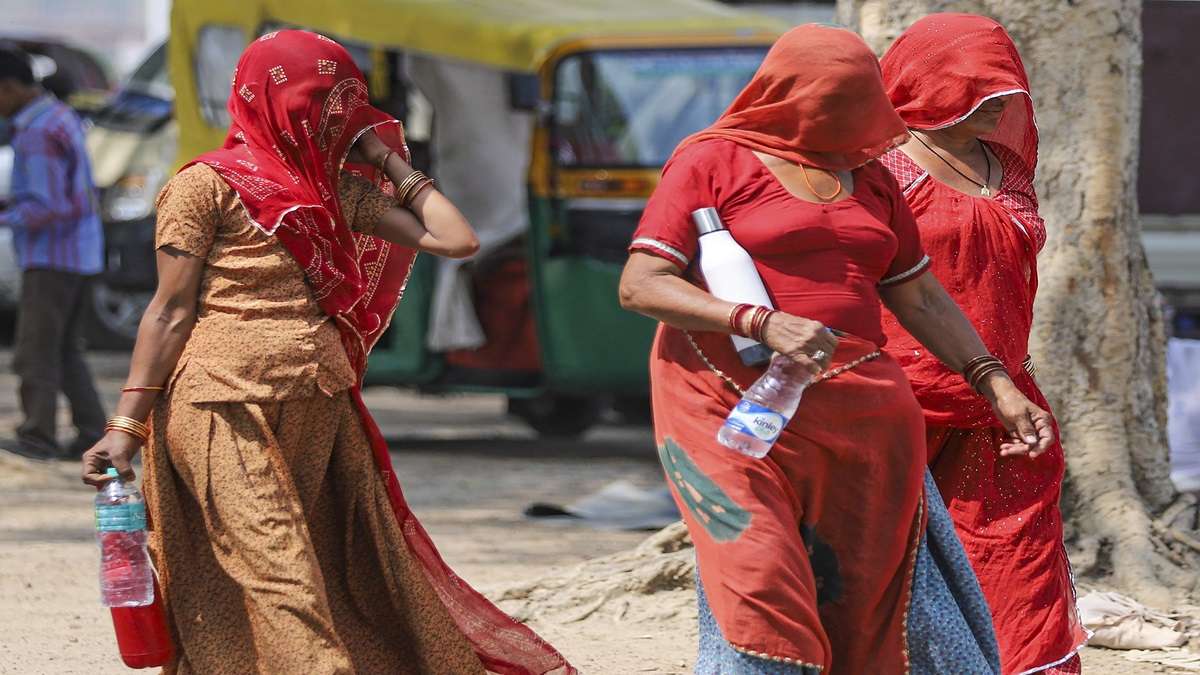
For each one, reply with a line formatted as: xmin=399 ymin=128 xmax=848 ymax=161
xmin=620 ymin=24 xmax=1057 ymax=675
xmin=79 ymin=31 xmax=574 ymax=674
xmin=879 ymin=13 xmax=1090 ymax=674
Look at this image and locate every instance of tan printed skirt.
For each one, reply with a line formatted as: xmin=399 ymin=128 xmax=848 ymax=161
xmin=142 ymin=392 xmax=485 ymax=675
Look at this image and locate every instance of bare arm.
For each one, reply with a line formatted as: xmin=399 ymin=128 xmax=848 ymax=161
xmin=879 ymin=271 xmax=990 ymax=372
xmin=880 ymin=271 xmax=1053 ymax=456
xmin=619 ymin=251 xmax=836 ymax=375
xmin=81 ymin=247 xmax=204 ymax=485
xmin=352 ymin=132 xmax=479 ymax=259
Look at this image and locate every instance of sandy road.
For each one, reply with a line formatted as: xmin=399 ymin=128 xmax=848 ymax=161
xmin=0 ymin=350 xmax=1175 ymax=673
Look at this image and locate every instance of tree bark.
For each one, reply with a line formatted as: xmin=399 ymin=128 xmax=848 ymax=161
xmin=837 ymin=0 xmax=1189 ymax=604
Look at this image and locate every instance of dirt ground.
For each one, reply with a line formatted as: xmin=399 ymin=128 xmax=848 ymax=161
xmin=0 ymin=351 xmax=1190 ymax=674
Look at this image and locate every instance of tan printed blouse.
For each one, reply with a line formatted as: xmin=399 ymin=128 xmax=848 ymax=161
xmin=155 ymin=163 xmax=394 ymax=403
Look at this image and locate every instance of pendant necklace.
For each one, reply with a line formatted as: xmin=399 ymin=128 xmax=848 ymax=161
xmin=910 ymin=131 xmax=993 ymax=197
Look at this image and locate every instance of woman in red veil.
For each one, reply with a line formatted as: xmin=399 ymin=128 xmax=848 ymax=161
xmin=621 ymin=24 xmax=1060 ymax=675
xmin=879 ymin=13 xmax=1090 ymax=674
xmin=81 ymin=30 xmax=574 ymax=674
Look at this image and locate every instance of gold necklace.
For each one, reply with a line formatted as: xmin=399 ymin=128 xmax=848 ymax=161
xmin=800 ymin=164 xmax=843 ymax=201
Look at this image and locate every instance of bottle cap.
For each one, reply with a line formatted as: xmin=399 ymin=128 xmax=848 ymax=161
xmin=106 ymin=467 xmax=119 ymax=479
xmin=691 ymin=207 xmax=725 ymax=235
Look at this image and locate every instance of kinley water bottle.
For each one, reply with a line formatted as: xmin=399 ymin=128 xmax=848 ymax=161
xmin=95 ymin=467 xmax=154 ymax=607
xmin=717 ymin=355 xmax=813 ymax=458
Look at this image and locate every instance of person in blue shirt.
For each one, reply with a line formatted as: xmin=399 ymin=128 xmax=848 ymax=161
xmin=0 ymin=45 xmax=105 ymax=460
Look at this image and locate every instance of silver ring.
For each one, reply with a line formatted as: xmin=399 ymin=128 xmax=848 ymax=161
xmin=810 ymin=349 xmax=827 ymax=363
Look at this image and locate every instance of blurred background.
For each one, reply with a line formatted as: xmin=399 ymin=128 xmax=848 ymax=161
xmin=0 ymin=0 xmax=1196 ymax=435
xmin=1 ymin=2 xmax=1198 ymax=672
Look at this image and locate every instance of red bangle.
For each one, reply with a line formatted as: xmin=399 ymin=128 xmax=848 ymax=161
xmin=743 ymin=306 xmax=760 ymax=340
xmin=728 ymin=303 xmax=754 ymax=337
xmin=744 ymin=306 xmax=767 ymax=343
xmin=752 ymin=309 xmax=776 ymax=343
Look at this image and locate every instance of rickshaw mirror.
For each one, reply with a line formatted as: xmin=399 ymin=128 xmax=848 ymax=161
xmin=507 ymin=72 xmax=541 ymax=112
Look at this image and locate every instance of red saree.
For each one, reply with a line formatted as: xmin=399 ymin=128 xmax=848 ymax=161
xmin=879 ymin=14 xmax=1088 ymax=673
xmin=185 ymin=30 xmax=573 ymax=675
xmin=631 ymin=26 xmax=945 ymax=673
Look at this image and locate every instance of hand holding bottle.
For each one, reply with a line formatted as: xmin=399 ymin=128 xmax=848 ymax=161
xmin=82 ymin=432 xmax=142 ymax=487
xmin=761 ymin=312 xmax=838 ymax=376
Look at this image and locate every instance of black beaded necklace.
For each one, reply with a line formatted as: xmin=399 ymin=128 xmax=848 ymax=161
xmin=910 ymin=131 xmax=993 ymax=197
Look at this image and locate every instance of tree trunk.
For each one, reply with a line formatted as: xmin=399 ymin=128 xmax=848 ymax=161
xmin=838 ymin=0 xmax=1190 ymax=604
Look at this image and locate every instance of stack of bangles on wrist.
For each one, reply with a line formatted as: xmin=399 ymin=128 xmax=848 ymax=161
xmin=106 ymin=416 xmax=150 ymax=442
xmin=395 ymin=170 xmax=436 ymax=208
xmin=961 ymin=355 xmax=1008 ymax=392
xmin=728 ymin=303 xmax=776 ymax=343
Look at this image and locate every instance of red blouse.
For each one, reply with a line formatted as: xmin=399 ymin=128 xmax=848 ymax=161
xmin=631 ymin=139 xmax=929 ymax=347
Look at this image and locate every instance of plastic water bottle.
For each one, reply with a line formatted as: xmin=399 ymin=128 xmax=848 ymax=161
xmin=717 ymin=354 xmax=813 ymax=458
xmin=95 ymin=468 xmax=154 ymax=607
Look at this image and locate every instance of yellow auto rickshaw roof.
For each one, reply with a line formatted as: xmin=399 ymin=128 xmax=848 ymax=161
xmin=171 ymin=0 xmax=786 ymax=73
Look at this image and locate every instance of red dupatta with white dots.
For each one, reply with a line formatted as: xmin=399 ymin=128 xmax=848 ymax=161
xmin=878 ymin=15 xmax=1089 ymax=673
xmin=879 ymin=13 xmax=1047 ymax=427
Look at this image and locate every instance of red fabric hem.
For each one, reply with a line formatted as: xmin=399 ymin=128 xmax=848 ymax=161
xmin=628 ymin=242 xmax=689 ymax=270
xmin=350 ymin=388 xmax=576 ymax=675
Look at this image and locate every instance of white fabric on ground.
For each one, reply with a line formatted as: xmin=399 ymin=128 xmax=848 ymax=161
xmin=1076 ymin=590 xmax=1187 ymax=650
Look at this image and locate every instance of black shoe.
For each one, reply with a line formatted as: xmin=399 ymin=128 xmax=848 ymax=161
xmin=0 ymin=439 xmax=60 ymax=463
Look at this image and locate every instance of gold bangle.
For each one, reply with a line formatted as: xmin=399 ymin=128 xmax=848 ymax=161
xmin=962 ymin=355 xmax=1002 ymax=381
xmin=394 ymin=171 xmax=425 ymax=206
xmin=396 ymin=171 xmax=433 ymax=207
xmin=966 ymin=362 xmax=1000 ymax=388
xmin=403 ymin=177 xmax=436 ymax=208
xmin=376 ymin=149 xmax=394 ymax=175
xmin=1023 ymin=355 xmax=1037 ymax=379
xmin=107 ymin=425 xmax=148 ymax=443
xmin=106 ymin=418 xmax=148 ymax=436
xmin=106 ymin=416 xmax=149 ymax=442
xmin=960 ymin=355 xmax=995 ymax=377
xmin=121 ymin=386 xmax=164 ymax=393
xmin=107 ymin=415 xmax=148 ymax=430
xmin=969 ymin=364 xmax=1008 ymax=392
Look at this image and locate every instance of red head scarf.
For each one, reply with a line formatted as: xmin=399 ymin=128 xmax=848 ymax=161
xmin=881 ymin=13 xmax=1038 ymax=173
xmin=678 ymin=24 xmax=907 ymax=171
xmin=184 ymin=30 xmax=414 ymax=375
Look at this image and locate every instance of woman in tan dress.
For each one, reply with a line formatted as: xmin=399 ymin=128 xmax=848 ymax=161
xmin=80 ymin=31 xmax=575 ymax=675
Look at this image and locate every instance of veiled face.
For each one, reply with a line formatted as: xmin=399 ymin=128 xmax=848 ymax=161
xmin=954 ymin=94 xmax=1014 ymax=138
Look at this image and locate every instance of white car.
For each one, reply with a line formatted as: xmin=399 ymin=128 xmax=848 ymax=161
xmin=0 ymin=144 xmax=18 ymax=306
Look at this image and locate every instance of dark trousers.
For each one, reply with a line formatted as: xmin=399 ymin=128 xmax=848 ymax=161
xmin=12 ymin=269 xmax=106 ymax=456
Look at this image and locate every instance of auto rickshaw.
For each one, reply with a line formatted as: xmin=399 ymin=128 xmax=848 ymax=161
xmin=169 ymin=0 xmax=784 ymax=435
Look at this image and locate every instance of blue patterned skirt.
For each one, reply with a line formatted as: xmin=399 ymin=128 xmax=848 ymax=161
xmin=694 ymin=471 xmax=1000 ymax=674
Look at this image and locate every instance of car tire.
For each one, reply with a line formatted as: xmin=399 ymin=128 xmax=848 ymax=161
xmin=612 ymin=395 xmax=653 ymax=426
xmin=82 ymin=281 xmax=150 ymax=350
xmin=507 ymin=394 xmax=604 ymax=438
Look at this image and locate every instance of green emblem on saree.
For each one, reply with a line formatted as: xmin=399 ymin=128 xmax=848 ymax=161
xmin=659 ymin=438 xmax=752 ymax=542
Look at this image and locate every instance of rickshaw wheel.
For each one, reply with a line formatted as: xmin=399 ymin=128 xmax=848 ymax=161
xmin=508 ymin=395 xmax=604 ymax=438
